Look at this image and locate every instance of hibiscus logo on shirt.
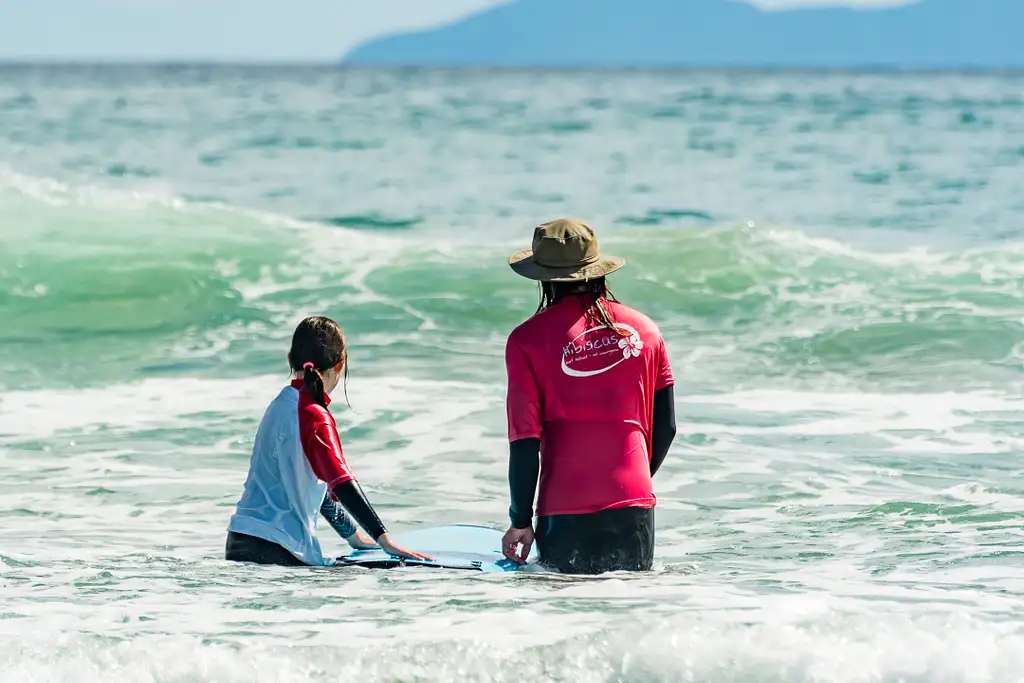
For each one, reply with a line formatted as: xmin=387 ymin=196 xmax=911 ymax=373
xmin=618 ymin=333 xmax=644 ymax=359
xmin=561 ymin=323 xmax=643 ymax=378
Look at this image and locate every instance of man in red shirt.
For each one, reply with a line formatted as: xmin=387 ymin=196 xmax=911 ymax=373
xmin=501 ymin=218 xmax=677 ymax=574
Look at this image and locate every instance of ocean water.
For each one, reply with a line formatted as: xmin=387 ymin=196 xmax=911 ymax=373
xmin=1 ymin=65 xmax=1024 ymax=682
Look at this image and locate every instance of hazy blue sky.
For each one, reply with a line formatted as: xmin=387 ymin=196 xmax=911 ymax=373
xmin=0 ymin=0 xmax=910 ymax=61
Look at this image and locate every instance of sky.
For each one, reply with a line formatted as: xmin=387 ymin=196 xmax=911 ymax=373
xmin=0 ymin=0 xmax=912 ymax=62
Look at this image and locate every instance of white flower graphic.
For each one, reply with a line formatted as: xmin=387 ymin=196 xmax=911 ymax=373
xmin=618 ymin=333 xmax=644 ymax=359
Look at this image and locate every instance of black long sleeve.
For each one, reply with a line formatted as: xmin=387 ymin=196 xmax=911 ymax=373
xmin=330 ymin=480 xmax=387 ymax=541
xmin=650 ymin=385 xmax=677 ymax=477
xmin=508 ymin=437 xmax=540 ymax=529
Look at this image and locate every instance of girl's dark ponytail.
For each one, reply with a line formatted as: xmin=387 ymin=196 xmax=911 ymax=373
xmin=302 ymin=361 xmax=327 ymax=408
xmin=289 ymin=316 xmax=349 ymax=409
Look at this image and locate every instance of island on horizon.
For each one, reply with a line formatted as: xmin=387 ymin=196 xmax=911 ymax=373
xmin=343 ymin=0 xmax=1024 ymax=70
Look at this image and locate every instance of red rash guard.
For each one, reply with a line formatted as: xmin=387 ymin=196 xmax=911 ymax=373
xmin=291 ymin=379 xmax=355 ymax=493
xmin=505 ymin=295 xmax=674 ymax=517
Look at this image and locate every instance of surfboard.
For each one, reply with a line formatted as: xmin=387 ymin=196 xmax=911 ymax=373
xmin=334 ymin=524 xmax=535 ymax=572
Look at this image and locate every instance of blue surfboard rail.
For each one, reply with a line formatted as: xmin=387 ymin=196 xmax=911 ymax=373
xmin=335 ymin=524 xmax=535 ymax=572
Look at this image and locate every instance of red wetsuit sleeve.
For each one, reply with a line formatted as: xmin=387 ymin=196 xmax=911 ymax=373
xmin=654 ymin=334 xmax=675 ymax=392
xmin=298 ymin=405 xmax=356 ymax=491
xmin=505 ymin=336 xmax=543 ymax=442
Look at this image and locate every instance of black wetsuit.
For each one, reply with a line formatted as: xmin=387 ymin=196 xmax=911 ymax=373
xmin=508 ymin=384 xmax=677 ymax=574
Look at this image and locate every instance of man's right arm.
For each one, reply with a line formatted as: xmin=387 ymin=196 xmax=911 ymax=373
xmin=508 ymin=438 xmax=540 ymax=528
xmin=505 ymin=336 xmax=543 ymax=528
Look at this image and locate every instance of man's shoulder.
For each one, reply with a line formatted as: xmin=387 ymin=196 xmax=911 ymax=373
xmin=607 ymin=301 xmax=662 ymax=338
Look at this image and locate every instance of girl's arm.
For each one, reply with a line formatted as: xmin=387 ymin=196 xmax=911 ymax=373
xmin=329 ymin=480 xmax=387 ymax=541
xmin=319 ymin=494 xmax=378 ymax=549
xmin=327 ymin=480 xmax=430 ymax=560
xmin=300 ymin=406 xmax=431 ymax=561
xmin=319 ymin=494 xmax=357 ymax=538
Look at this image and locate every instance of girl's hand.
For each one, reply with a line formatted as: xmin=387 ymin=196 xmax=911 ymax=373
xmin=377 ymin=533 xmax=434 ymax=562
xmin=345 ymin=528 xmax=379 ymax=550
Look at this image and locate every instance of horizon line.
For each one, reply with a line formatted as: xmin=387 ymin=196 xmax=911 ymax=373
xmin=0 ymin=60 xmax=1021 ymax=76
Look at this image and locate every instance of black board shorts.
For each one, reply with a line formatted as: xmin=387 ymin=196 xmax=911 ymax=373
xmin=225 ymin=531 xmax=308 ymax=567
xmin=535 ymin=505 xmax=655 ymax=575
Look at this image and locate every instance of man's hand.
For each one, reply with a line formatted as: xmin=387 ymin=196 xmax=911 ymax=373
xmin=501 ymin=526 xmax=534 ymax=565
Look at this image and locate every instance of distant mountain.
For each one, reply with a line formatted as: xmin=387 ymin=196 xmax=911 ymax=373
xmin=343 ymin=0 xmax=1024 ymax=69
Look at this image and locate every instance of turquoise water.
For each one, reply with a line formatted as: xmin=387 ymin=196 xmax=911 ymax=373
xmin=1 ymin=65 xmax=1024 ymax=681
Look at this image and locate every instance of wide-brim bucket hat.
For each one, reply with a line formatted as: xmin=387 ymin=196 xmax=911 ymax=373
xmin=508 ymin=218 xmax=625 ymax=282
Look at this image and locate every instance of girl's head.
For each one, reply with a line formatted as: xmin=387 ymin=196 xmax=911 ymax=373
xmin=287 ymin=316 xmax=349 ymax=408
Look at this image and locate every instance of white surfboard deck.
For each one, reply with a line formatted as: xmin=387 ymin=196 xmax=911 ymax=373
xmin=335 ymin=524 xmax=535 ymax=572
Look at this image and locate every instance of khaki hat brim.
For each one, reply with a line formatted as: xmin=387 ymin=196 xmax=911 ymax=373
xmin=508 ymin=248 xmax=625 ymax=282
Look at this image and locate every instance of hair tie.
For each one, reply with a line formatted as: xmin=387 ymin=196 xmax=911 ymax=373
xmin=303 ymin=362 xmax=315 ymax=371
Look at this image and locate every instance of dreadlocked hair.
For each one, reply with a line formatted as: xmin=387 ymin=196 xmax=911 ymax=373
xmin=536 ymin=277 xmax=630 ymax=337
